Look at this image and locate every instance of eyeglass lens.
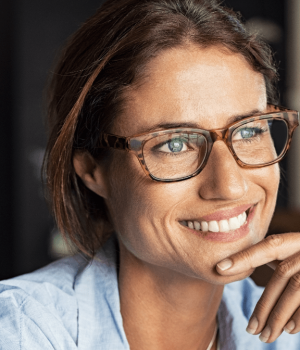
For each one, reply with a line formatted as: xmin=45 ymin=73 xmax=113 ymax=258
xmin=143 ymin=133 xmax=207 ymax=180
xmin=142 ymin=116 xmax=289 ymax=180
xmin=231 ymin=118 xmax=288 ymax=165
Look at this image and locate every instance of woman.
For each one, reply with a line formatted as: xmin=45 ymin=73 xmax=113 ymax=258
xmin=0 ymin=0 xmax=299 ymax=349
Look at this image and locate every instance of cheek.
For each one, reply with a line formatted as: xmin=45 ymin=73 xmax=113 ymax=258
xmin=107 ymin=152 xmax=145 ymax=218
xmin=106 ymin=152 xmax=190 ymax=257
xmin=248 ymin=163 xmax=280 ymax=230
xmin=106 ymin=152 xmax=157 ymax=237
xmin=250 ymin=163 xmax=280 ymax=198
xmin=264 ymin=163 xmax=280 ymax=220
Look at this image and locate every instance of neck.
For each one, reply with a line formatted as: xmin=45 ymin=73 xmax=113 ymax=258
xmin=118 ymin=243 xmax=223 ymax=350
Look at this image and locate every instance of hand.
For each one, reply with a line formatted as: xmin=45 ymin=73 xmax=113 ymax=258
xmin=216 ymin=233 xmax=300 ymax=343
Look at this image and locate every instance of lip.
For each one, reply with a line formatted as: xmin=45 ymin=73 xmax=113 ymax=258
xmin=181 ymin=204 xmax=257 ymax=243
xmin=199 ymin=203 xmax=253 ymax=222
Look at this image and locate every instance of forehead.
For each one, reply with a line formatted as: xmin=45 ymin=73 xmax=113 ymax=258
xmin=113 ymin=45 xmax=267 ymax=136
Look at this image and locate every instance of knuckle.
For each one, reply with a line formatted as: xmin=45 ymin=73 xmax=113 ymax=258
xmin=265 ymin=234 xmax=284 ymax=249
xmin=270 ymin=309 xmax=283 ymax=323
xmin=276 ymin=261 xmax=294 ymax=279
xmin=237 ymin=249 xmax=254 ymax=267
xmin=289 ymin=273 xmax=300 ymax=291
xmin=254 ymin=298 xmax=270 ymax=314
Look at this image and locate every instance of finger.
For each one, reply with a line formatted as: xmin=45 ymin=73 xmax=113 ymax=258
xmin=284 ymin=308 xmax=300 ymax=335
xmin=260 ymin=270 xmax=300 ymax=343
xmin=246 ymin=266 xmax=290 ymax=335
xmin=216 ymin=233 xmax=300 ymax=275
xmin=247 ymin=253 xmax=300 ymax=342
xmin=267 ymin=260 xmax=281 ymax=270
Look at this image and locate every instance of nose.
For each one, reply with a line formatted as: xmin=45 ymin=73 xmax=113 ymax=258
xmin=198 ymin=140 xmax=248 ymax=200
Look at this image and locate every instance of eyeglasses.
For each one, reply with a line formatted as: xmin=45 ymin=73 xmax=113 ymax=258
xmin=97 ymin=105 xmax=299 ymax=182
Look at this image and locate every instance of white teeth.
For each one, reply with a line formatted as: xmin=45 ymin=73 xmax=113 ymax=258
xmin=181 ymin=210 xmax=248 ymax=233
xmin=238 ymin=212 xmax=247 ymax=226
xmin=194 ymin=221 xmax=201 ymax=231
xmin=208 ymin=221 xmax=219 ymax=232
xmin=188 ymin=221 xmax=194 ymax=229
xmin=238 ymin=213 xmax=244 ymax=225
xmin=228 ymin=217 xmax=240 ymax=230
xmin=201 ymin=221 xmax=209 ymax=232
xmin=219 ymin=220 xmax=230 ymax=232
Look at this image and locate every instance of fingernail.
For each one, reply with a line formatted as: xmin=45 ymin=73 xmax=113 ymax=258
xmin=246 ymin=316 xmax=258 ymax=335
xmin=217 ymin=259 xmax=233 ymax=271
xmin=284 ymin=320 xmax=295 ymax=334
xmin=259 ymin=325 xmax=271 ymax=343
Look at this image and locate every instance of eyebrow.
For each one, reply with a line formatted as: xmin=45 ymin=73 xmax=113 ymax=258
xmin=139 ymin=109 xmax=264 ymax=134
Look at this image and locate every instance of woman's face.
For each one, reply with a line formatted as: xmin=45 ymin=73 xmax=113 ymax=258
xmin=105 ymin=45 xmax=280 ymax=284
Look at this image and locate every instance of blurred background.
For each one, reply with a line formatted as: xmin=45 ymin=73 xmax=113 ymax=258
xmin=0 ymin=0 xmax=299 ymax=284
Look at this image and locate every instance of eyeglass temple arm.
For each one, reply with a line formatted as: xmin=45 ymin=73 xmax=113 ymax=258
xmin=98 ymin=133 xmax=128 ymax=150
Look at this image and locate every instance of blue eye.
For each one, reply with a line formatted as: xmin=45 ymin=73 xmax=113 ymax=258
xmin=153 ymin=137 xmax=189 ymax=154
xmin=233 ymin=126 xmax=266 ymax=142
xmin=168 ymin=139 xmax=184 ymax=152
xmin=240 ymin=128 xmax=256 ymax=139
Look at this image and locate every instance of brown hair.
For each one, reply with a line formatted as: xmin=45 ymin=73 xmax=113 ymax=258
xmin=44 ymin=0 xmax=278 ymax=256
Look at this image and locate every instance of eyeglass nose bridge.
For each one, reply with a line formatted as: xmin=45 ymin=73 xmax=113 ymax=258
xmin=209 ymin=128 xmax=227 ymax=142
xmin=201 ymin=128 xmax=240 ymax=172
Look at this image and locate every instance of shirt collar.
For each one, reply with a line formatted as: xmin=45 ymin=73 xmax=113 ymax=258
xmin=75 ymin=234 xmax=130 ymax=350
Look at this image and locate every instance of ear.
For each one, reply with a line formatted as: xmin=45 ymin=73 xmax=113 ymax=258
xmin=73 ymin=150 xmax=109 ymax=199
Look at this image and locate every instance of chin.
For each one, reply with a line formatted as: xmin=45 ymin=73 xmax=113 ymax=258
xmin=211 ymin=269 xmax=255 ymax=285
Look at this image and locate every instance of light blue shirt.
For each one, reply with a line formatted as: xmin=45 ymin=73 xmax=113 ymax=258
xmin=0 ymin=235 xmax=299 ymax=349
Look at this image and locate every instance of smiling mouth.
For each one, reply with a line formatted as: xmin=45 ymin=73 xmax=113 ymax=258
xmin=179 ymin=208 xmax=252 ymax=233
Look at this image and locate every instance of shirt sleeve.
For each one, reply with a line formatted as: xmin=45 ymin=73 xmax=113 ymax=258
xmin=0 ymin=255 xmax=84 ymax=350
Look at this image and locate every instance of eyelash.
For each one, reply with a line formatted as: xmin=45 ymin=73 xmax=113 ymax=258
xmin=233 ymin=126 xmax=268 ymax=143
xmin=152 ymin=138 xmax=192 ymax=156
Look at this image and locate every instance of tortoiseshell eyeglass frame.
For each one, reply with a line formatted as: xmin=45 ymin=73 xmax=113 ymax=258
xmin=96 ymin=105 xmax=299 ymax=182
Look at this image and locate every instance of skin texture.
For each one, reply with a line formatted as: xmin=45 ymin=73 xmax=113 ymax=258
xmin=106 ymin=46 xmax=277 ymax=284
xmin=73 ymin=45 xmax=300 ymax=348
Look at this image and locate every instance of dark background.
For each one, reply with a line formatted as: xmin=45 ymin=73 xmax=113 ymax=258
xmin=0 ymin=0 xmax=297 ymax=280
